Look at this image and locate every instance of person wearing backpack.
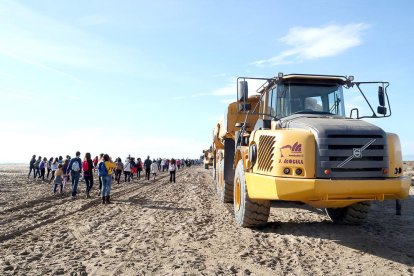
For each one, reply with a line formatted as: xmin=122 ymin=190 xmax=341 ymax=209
xmin=82 ymin=152 xmax=94 ymax=198
xmin=169 ymin=158 xmax=177 ymax=183
xmin=67 ymin=151 xmax=82 ymax=199
xmin=100 ymin=154 xmax=116 ymax=204
xmin=144 ymin=156 xmax=152 ymax=181
xmin=124 ymin=158 xmax=132 ymax=182
xmin=28 ymin=155 xmax=36 ymax=179
xmin=115 ymin=158 xmax=123 ymax=184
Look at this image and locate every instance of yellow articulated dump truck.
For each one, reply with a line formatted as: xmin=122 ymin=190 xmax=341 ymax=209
xmin=212 ymin=73 xmax=410 ymax=227
xmin=203 ymin=148 xmax=214 ymax=169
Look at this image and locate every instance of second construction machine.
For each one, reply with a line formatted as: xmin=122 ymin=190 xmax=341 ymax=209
xmin=212 ymin=73 xmax=409 ymax=227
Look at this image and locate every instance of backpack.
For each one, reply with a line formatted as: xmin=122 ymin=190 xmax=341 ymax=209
xmin=71 ymin=159 xmax=80 ymax=172
xmin=82 ymin=160 xmax=89 ymax=172
xmin=98 ymin=162 xmax=108 ymax=176
xmin=116 ymin=162 xmax=123 ymax=170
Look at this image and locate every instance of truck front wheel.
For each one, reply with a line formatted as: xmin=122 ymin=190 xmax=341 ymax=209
xmin=233 ymin=160 xmax=270 ymax=227
xmin=325 ymin=202 xmax=370 ymax=225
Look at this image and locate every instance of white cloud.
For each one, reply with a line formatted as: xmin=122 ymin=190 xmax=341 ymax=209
xmin=254 ymin=23 xmax=370 ymax=66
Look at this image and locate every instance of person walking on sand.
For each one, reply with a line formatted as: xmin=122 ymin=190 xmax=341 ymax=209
xmin=46 ymin=157 xmax=53 ymax=180
xmin=137 ymin=157 xmax=143 ymax=180
xmin=48 ymin=158 xmax=58 ymax=184
xmin=97 ymin=153 xmax=104 ymax=196
xmin=151 ymin=159 xmax=159 ymax=181
xmin=124 ymin=158 xmax=132 ymax=182
xmin=93 ymin=156 xmax=98 ymax=171
xmin=130 ymin=157 xmax=136 ymax=180
xmin=82 ymin=152 xmax=94 ymax=198
xmin=67 ymin=151 xmax=82 ymax=199
xmin=38 ymin=157 xmax=47 ymax=181
xmin=62 ymin=159 xmax=69 ymax=192
xmin=144 ymin=156 xmax=152 ymax=181
xmin=161 ymin=158 xmax=166 ymax=172
xmin=169 ymin=158 xmax=177 ymax=183
xmin=33 ymin=156 xmax=42 ymax=179
xmin=99 ymin=154 xmax=116 ymax=204
xmin=53 ymin=164 xmax=65 ymax=195
xmin=115 ymin=158 xmax=123 ymax=184
xmin=28 ymin=155 xmax=36 ymax=179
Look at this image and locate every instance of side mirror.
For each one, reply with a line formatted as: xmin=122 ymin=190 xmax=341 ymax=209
xmin=378 ymin=86 xmax=385 ymax=106
xmin=377 ymin=106 xmax=387 ymax=115
xmin=238 ymin=81 xmax=248 ymax=102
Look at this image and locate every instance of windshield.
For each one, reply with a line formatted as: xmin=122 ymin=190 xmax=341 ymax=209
xmin=267 ymin=83 xmax=345 ymax=119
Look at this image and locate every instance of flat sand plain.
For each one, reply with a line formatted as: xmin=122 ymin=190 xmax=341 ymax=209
xmin=0 ymin=164 xmax=413 ymax=275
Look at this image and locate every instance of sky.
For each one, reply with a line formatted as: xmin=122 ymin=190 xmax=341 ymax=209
xmin=0 ymin=0 xmax=413 ymax=163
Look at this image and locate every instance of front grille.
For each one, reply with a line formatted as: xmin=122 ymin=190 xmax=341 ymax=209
xmin=318 ymin=134 xmax=388 ymax=178
xmin=257 ymin=135 xmax=275 ymax=172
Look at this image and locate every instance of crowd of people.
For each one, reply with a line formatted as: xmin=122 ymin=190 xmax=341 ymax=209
xmin=28 ymin=152 xmax=200 ymax=204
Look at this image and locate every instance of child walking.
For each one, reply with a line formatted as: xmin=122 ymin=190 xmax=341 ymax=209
xmin=53 ymin=164 xmax=64 ymax=195
xmin=151 ymin=159 xmax=159 ymax=181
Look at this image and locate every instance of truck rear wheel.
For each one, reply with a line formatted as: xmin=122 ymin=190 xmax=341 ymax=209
xmin=233 ymin=160 xmax=270 ymax=227
xmin=325 ymin=202 xmax=370 ymax=225
xmin=216 ymin=159 xmax=233 ymax=202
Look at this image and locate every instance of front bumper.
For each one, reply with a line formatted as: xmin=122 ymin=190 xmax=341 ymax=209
xmin=245 ymin=172 xmax=410 ymax=208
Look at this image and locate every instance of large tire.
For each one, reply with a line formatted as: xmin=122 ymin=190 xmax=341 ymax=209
xmin=233 ymin=160 xmax=270 ymax=227
xmin=223 ymin=138 xmax=235 ymax=185
xmin=325 ymin=202 xmax=370 ymax=225
xmin=216 ymin=157 xmax=233 ymax=202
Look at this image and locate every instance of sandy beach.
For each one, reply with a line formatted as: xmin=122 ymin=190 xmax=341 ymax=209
xmin=0 ymin=164 xmax=413 ymax=275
